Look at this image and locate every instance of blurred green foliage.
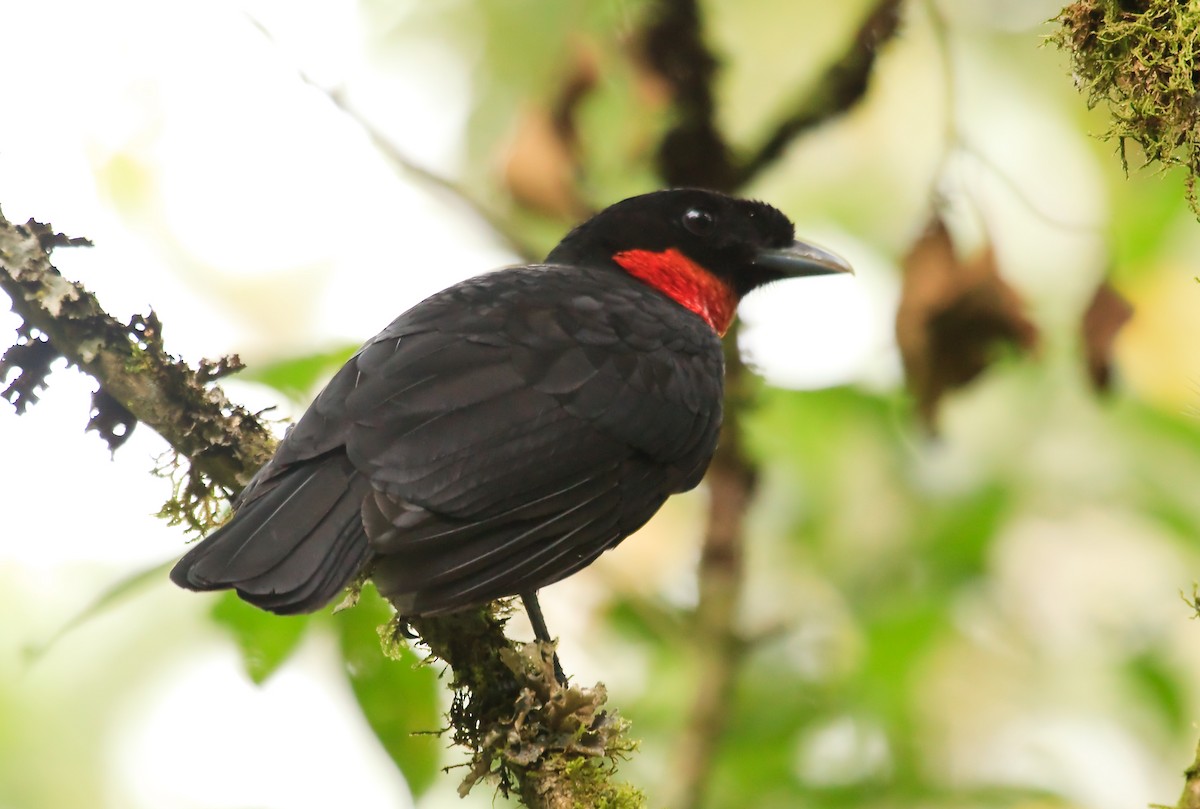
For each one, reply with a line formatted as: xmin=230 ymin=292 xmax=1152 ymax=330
xmin=334 ymin=587 xmax=442 ymax=799
xmin=239 ymin=345 xmax=359 ymax=404
xmin=211 ymin=592 xmax=312 ymax=685
xmin=1053 ymin=0 xmax=1200 ymax=215
xmin=207 ymin=586 xmax=442 ymax=799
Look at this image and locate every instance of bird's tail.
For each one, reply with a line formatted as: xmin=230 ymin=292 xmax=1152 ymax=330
xmin=169 ymin=452 xmax=373 ymax=615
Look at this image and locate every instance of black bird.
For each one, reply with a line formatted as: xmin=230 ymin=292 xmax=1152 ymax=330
xmin=171 ymin=189 xmax=851 ymax=651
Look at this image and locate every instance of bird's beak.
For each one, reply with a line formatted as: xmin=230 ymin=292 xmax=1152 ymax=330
xmin=752 ymin=240 xmax=854 ymax=278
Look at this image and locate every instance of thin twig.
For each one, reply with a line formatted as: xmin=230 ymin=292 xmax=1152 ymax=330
xmin=244 ymin=13 xmax=543 ymax=263
xmin=734 ymin=0 xmax=904 ymax=187
xmin=924 ymin=0 xmax=1101 ymax=232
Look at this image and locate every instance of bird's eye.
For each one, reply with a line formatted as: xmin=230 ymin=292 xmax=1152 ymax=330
xmin=682 ymin=208 xmax=716 ymax=236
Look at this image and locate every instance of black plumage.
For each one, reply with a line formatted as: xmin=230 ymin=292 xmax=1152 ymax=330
xmin=171 ymin=189 xmax=851 ymax=624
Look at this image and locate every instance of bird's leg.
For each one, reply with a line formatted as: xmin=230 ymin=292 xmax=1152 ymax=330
xmin=521 ymin=591 xmax=567 ymax=685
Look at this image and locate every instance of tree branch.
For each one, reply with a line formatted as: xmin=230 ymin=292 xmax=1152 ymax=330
xmin=0 ymin=213 xmax=274 ymax=491
xmin=0 ymin=207 xmax=639 ymax=808
xmin=734 ymin=0 xmax=904 ymax=187
xmin=665 ymin=330 xmax=756 ymax=809
xmin=1176 ymin=738 xmax=1200 ymax=809
xmin=638 ymin=1 xmax=901 ymax=805
xmin=643 ymin=0 xmax=902 ymax=194
xmin=641 ymin=0 xmax=738 ymax=190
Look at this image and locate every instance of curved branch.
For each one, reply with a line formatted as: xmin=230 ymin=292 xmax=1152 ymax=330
xmin=734 ymin=0 xmax=904 ymax=187
xmin=641 ymin=0 xmax=903 ymax=194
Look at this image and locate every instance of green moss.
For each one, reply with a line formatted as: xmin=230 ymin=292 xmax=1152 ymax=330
xmin=560 ymin=755 xmax=645 ymax=809
xmin=1183 ymin=583 xmax=1200 ymax=619
xmin=153 ymin=449 xmax=227 ymax=536
xmin=409 ymin=609 xmax=642 ymax=805
xmin=1052 ymin=0 xmax=1200 ymax=213
xmin=518 ymin=751 xmax=645 ymax=809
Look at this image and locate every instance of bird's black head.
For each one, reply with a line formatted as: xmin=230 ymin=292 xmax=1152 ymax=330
xmin=546 ymin=189 xmax=851 ymax=335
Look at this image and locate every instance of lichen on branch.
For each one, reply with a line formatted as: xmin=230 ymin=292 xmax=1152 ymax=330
xmin=0 ymin=210 xmax=272 ymax=495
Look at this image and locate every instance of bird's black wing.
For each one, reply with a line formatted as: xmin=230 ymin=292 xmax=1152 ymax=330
xmin=172 ymin=266 xmax=724 ymax=615
xmin=340 ymin=267 xmax=724 ymax=612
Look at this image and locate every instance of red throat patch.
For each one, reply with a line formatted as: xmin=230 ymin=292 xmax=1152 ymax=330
xmin=612 ymin=248 xmax=738 ymax=336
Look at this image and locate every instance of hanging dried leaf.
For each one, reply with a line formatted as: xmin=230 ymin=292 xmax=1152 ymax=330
xmin=896 ymin=219 xmax=1038 ymax=427
xmin=1081 ymin=280 xmax=1133 ymax=392
xmin=501 ymin=44 xmax=597 ymax=219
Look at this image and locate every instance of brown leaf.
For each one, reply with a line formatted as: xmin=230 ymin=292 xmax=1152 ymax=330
xmin=501 ymin=44 xmax=598 ymax=219
xmin=896 ymin=219 xmax=1039 ymax=427
xmin=1081 ymin=280 xmax=1133 ymax=392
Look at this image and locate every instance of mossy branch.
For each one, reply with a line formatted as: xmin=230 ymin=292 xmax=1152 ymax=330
xmin=0 ymin=213 xmax=274 ymax=496
xmin=1172 ymin=735 xmax=1200 ymax=809
xmin=1053 ymin=0 xmax=1200 ymax=215
xmin=0 ymin=207 xmax=641 ymax=808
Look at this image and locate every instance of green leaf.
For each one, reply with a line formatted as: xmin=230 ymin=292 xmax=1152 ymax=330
xmin=1125 ymin=652 xmax=1188 ymax=736
xmin=1111 ymin=157 xmax=1190 ymax=272
xmin=238 ymin=345 xmax=359 ymax=403
xmin=210 ymin=592 xmax=311 ymax=685
xmin=857 ymin=598 xmax=947 ymax=719
xmin=919 ymin=485 xmax=1011 ymax=586
xmin=333 ymin=587 xmax=441 ymax=799
xmin=743 ymin=385 xmax=901 ymax=474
